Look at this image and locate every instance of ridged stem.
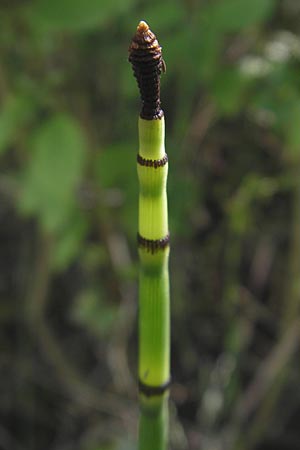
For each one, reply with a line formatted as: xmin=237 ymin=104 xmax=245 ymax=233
xmin=137 ymin=117 xmax=170 ymax=450
xmin=139 ymin=395 xmax=168 ymax=450
xmin=137 ymin=117 xmax=170 ymax=391
xmin=129 ymin=21 xmax=170 ymax=449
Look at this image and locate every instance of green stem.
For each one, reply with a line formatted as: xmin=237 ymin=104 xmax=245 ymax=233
xmin=139 ymin=395 xmax=168 ymax=450
xmin=129 ymin=21 xmax=170 ymax=449
xmin=138 ymin=118 xmax=170 ymax=389
xmin=137 ymin=116 xmax=170 ymax=449
xmin=137 ymin=119 xmax=170 ymax=450
xmin=137 ymin=112 xmax=170 ymax=450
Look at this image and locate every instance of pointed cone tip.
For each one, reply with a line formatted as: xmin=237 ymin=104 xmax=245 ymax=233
xmin=137 ymin=20 xmax=149 ymax=33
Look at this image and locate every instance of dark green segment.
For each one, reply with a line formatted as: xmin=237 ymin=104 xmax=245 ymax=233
xmin=139 ymin=253 xmax=170 ymax=387
xmin=139 ymin=395 xmax=168 ymax=450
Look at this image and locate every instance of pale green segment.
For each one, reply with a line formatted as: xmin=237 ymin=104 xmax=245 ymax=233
xmin=139 ymin=251 xmax=170 ymax=386
xmin=138 ymin=117 xmax=165 ymax=160
xmin=139 ymin=190 xmax=168 ymax=240
xmin=137 ymin=117 xmax=168 ymax=240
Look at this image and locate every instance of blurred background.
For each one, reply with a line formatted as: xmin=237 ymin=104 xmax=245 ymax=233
xmin=2 ymin=0 xmax=300 ymax=449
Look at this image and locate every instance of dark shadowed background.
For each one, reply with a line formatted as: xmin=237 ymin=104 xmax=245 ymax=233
xmin=1 ymin=0 xmax=300 ymax=449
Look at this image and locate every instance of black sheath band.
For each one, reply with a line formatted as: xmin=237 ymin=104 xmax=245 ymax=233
xmin=137 ymin=153 xmax=168 ymax=168
xmin=137 ymin=232 xmax=170 ymax=253
xmin=138 ymin=378 xmax=171 ymax=397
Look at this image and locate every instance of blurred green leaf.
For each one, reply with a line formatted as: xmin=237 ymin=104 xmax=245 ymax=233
xmin=141 ymin=0 xmax=186 ymax=30
xmin=95 ymin=144 xmax=137 ymax=236
xmin=20 ymin=114 xmax=86 ymax=232
xmin=189 ymin=23 xmax=222 ymax=80
xmin=205 ymin=0 xmax=276 ymax=32
xmin=169 ymin=174 xmax=197 ymax=236
xmin=72 ymin=289 xmax=117 ymax=336
xmin=0 ymin=95 xmax=35 ymax=155
xmin=52 ymin=212 xmax=88 ymax=270
xmin=96 ymin=144 xmax=134 ymax=188
xmin=211 ymin=68 xmax=252 ymax=115
xmin=282 ymin=101 xmax=300 ymax=160
xmin=228 ymin=174 xmax=278 ymax=234
xmin=30 ymin=0 xmax=136 ymax=32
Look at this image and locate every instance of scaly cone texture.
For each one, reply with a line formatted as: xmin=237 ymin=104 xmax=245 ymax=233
xmin=129 ymin=21 xmax=170 ymax=450
xmin=128 ymin=20 xmax=165 ymax=120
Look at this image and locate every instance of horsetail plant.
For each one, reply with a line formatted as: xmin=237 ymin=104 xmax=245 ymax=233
xmin=129 ymin=21 xmax=170 ymax=449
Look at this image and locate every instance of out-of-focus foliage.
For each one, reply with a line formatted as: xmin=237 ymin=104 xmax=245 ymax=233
xmin=21 ymin=115 xmax=86 ymax=231
xmin=204 ymin=0 xmax=275 ymax=31
xmin=2 ymin=0 xmax=300 ymax=449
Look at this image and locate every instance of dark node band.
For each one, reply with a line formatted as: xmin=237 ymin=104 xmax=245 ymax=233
xmin=140 ymin=109 xmax=164 ymax=121
xmin=139 ymin=378 xmax=171 ymax=397
xmin=137 ymin=153 xmax=168 ymax=169
xmin=138 ymin=233 xmax=170 ymax=254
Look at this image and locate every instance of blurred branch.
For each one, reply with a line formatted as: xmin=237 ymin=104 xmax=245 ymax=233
xmin=26 ymin=229 xmax=135 ymax=419
xmin=231 ymin=161 xmax=300 ymax=449
xmin=95 ymin=204 xmax=136 ymax=393
xmin=231 ymin=318 xmax=300 ymax=450
xmin=105 ymin=231 xmax=136 ymax=392
xmin=0 ymin=62 xmax=8 ymax=101
xmin=182 ymin=98 xmax=216 ymax=154
xmin=0 ymin=424 xmax=26 ymax=450
xmin=281 ymin=164 xmax=300 ymax=330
